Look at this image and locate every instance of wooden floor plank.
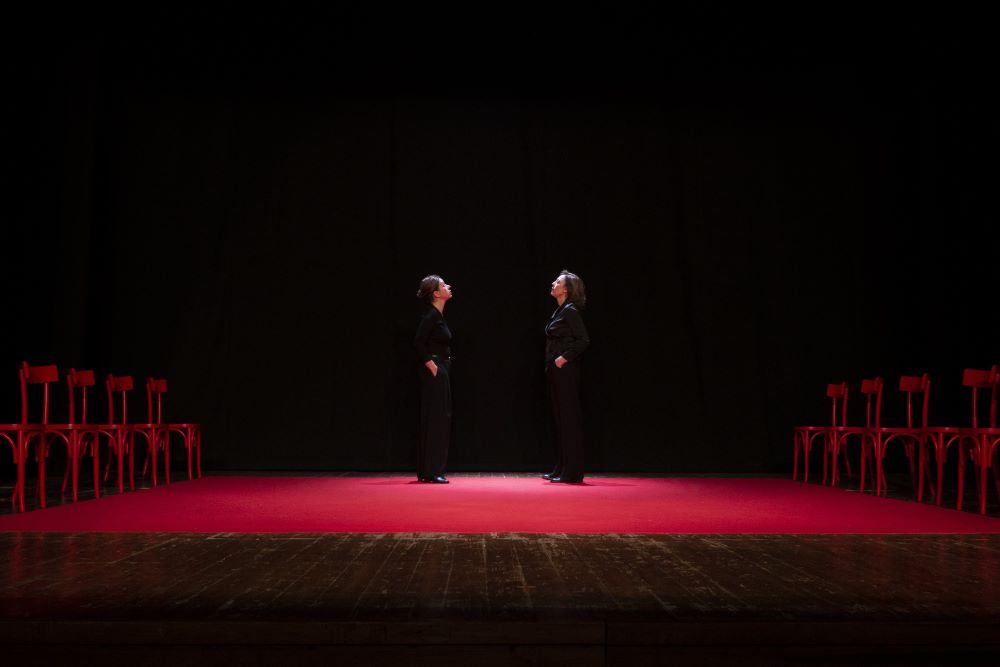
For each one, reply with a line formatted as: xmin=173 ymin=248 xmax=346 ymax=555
xmin=1 ymin=532 xmax=1000 ymax=624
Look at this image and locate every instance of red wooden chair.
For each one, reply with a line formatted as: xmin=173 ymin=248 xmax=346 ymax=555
xmin=969 ymin=424 xmax=1000 ymax=516
xmin=916 ymin=367 xmax=1000 ymax=512
xmin=104 ymin=374 xmax=158 ymax=492
xmin=0 ymin=424 xmax=25 ymax=511
xmin=14 ymin=362 xmax=74 ymax=510
xmin=142 ymin=378 xmax=202 ymax=483
xmin=953 ymin=366 xmax=999 ymax=514
xmin=828 ymin=377 xmax=880 ymax=491
xmin=60 ymin=369 xmax=118 ymax=502
xmin=871 ymin=373 xmax=932 ymax=499
xmin=793 ymin=382 xmax=848 ymax=484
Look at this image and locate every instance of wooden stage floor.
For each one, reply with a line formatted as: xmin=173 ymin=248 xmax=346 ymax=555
xmin=2 ymin=474 xmax=1000 ymax=665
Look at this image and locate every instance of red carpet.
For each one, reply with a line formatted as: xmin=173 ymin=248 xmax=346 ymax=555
xmin=0 ymin=476 xmax=998 ymax=534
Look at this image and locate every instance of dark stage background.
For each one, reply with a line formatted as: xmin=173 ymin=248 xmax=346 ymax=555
xmin=2 ymin=4 xmax=997 ymax=473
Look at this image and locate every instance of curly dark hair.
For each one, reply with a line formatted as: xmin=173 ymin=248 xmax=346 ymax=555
xmin=416 ymin=275 xmax=443 ymax=304
xmin=560 ymin=270 xmax=586 ymax=308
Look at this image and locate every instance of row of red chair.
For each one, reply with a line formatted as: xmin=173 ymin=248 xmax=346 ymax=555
xmin=1 ymin=362 xmax=201 ymax=512
xmin=793 ymin=366 xmax=1000 ymax=515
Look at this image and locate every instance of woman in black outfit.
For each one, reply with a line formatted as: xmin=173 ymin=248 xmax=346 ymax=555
xmin=543 ymin=270 xmax=590 ymax=484
xmin=414 ymin=275 xmax=453 ymax=484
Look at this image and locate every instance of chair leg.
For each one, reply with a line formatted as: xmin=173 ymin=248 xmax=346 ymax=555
xmin=935 ymin=438 xmax=946 ymax=506
xmin=859 ymin=436 xmax=868 ymax=492
xmin=866 ymin=444 xmax=877 ymax=493
xmin=803 ymin=435 xmax=812 ymax=483
xmin=922 ymin=445 xmax=934 ymax=502
xmin=860 ymin=436 xmax=875 ymax=493
xmin=71 ymin=434 xmax=80 ymax=502
xmin=15 ymin=434 xmax=26 ymax=512
xmin=904 ymin=442 xmax=917 ymax=498
xmin=19 ymin=440 xmax=27 ymax=512
xmin=117 ymin=437 xmax=125 ymax=494
xmin=833 ymin=436 xmax=847 ymax=487
xmin=128 ymin=433 xmax=135 ymax=492
xmin=19 ymin=451 xmax=26 ymax=512
xmin=875 ymin=448 xmax=886 ymax=494
xmin=842 ymin=440 xmax=853 ymax=482
xmin=151 ymin=433 xmax=158 ymax=487
xmin=821 ymin=434 xmax=830 ymax=486
xmin=37 ymin=435 xmax=48 ymax=510
xmin=917 ymin=438 xmax=926 ymax=503
xmin=875 ymin=437 xmax=886 ymax=496
xmin=979 ymin=436 xmax=989 ymax=516
xmin=957 ymin=443 xmax=966 ymax=512
xmin=992 ymin=449 xmax=1000 ymax=508
xmin=61 ymin=457 xmax=71 ymax=497
xmin=828 ymin=437 xmax=837 ymax=487
xmin=163 ymin=433 xmax=171 ymax=485
xmin=92 ymin=435 xmax=101 ymax=500
xmin=60 ymin=433 xmax=82 ymax=502
xmin=792 ymin=432 xmax=800 ymax=481
xmin=186 ymin=429 xmax=194 ymax=481
xmin=803 ymin=434 xmax=811 ymax=483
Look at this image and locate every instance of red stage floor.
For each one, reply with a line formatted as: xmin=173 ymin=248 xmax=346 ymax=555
xmin=1 ymin=476 xmax=998 ymax=534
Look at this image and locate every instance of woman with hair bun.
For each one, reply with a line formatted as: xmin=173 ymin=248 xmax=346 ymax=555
xmin=414 ymin=275 xmax=453 ymax=484
xmin=543 ymin=270 xmax=590 ymax=484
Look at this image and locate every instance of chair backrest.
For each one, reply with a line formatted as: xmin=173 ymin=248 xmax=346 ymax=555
xmin=106 ymin=374 xmax=135 ymax=424
xmin=826 ymin=382 xmax=848 ymax=427
xmin=66 ymin=368 xmax=96 ymax=424
xmin=859 ymin=377 xmax=884 ymax=428
xmin=899 ymin=373 xmax=931 ymax=428
xmin=962 ymin=366 xmax=999 ymax=429
xmin=20 ymin=361 xmax=59 ymax=424
xmin=146 ymin=378 xmax=168 ymax=425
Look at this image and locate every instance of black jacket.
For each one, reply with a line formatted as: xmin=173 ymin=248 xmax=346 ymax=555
xmin=544 ymin=302 xmax=589 ymax=364
xmin=414 ymin=306 xmax=452 ymax=362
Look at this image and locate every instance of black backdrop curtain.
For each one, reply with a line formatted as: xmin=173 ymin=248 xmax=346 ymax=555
xmin=2 ymin=4 xmax=997 ymax=473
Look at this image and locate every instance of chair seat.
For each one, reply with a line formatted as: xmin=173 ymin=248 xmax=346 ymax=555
xmin=925 ymin=425 xmax=986 ymax=433
xmin=870 ymin=427 xmax=923 ymax=434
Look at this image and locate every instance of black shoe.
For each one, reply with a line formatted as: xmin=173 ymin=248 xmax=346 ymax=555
xmin=430 ymin=476 xmax=449 ymax=484
xmin=550 ymin=476 xmax=583 ymax=484
xmin=541 ymin=473 xmax=555 ymax=480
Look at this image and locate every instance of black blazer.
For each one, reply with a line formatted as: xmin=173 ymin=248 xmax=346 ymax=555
xmin=414 ymin=306 xmax=452 ymax=362
xmin=545 ymin=302 xmax=589 ymax=364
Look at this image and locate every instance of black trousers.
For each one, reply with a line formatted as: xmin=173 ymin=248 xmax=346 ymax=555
xmin=418 ymin=357 xmax=451 ymax=479
xmin=547 ymin=360 xmax=584 ymax=481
